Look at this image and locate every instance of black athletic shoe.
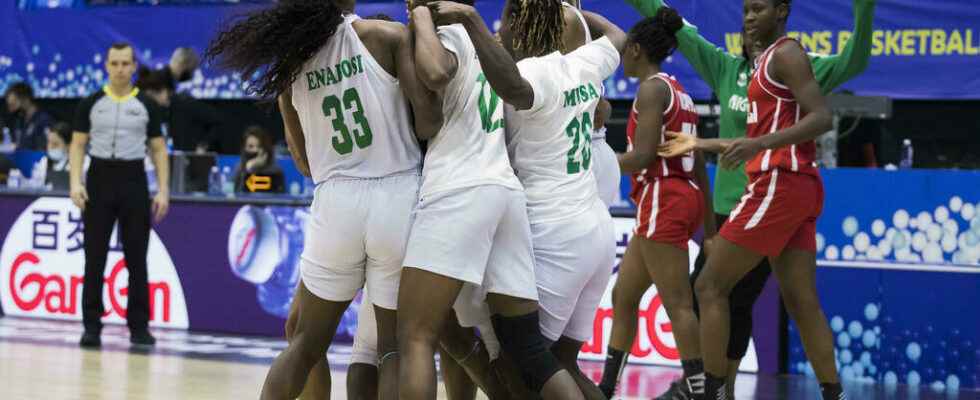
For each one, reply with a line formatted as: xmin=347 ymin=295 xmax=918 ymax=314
xmin=655 ymin=374 xmax=706 ymax=400
xmin=704 ymin=374 xmax=728 ymax=400
xmin=79 ymin=331 xmax=101 ymax=348
xmin=130 ymin=330 xmax=156 ymax=346
xmin=654 ymin=379 xmax=690 ymax=400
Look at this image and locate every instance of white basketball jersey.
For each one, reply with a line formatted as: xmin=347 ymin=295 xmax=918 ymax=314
xmin=506 ymin=37 xmax=620 ymax=224
xmin=420 ymin=24 xmax=522 ymax=197
xmin=291 ymin=15 xmax=421 ymax=183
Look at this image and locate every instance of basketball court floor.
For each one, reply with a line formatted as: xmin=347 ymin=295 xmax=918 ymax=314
xmin=0 ymin=317 xmax=976 ymax=399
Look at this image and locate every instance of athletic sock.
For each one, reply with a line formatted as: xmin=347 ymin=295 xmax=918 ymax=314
xmin=599 ymin=347 xmax=628 ymax=398
xmin=704 ymin=373 xmax=728 ymax=400
xmin=820 ymin=382 xmax=846 ymax=400
xmin=681 ymin=359 xmax=706 ymax=394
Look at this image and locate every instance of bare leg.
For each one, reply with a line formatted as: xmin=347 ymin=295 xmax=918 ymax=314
xmin=485 ymin=294 xmax=585 ymax=400
xmin=725 ymin=359 xmax=739 ymax=399
xmin=638 ymin=238 xmax=700 ymax=359
xmin=397 ymin=268 xmax=464 ymax=400
xmin=346 ymin=363 xmax=378 ymax=400
xmin=286 ymin=298 xmax=332 ymax=400
xmin=261 ymin=281 xmax=349 ymax=399
xmin=439 ymin=311 xmax=511 ymax=399
xmin=552 ymin=336 xmax=607 ymax=400
xmin=693 ymin=237 xmax=765 ymax=376
xmin=607 ymin=238 xmax=652 ymax=352
xmin=440 ymin=348 xmax=478 ymax=400
xmin=375 ymin=305 xmax=399 ymax=400
xmin=492 ymin=353 xmax=540 ymax=400
xmin=770 ymin=249 xmax=839 ymax=384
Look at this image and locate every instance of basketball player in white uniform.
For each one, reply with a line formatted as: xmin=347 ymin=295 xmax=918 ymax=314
xmin=428 ymin=2 xmax=626 ymax=399
xmin=562 ymin=1 xmax=622 ymax=208
xmin=398 ymin=3 xmax=588 ymax=400
xmin=207 ymin=1 xmax=440 ymax=398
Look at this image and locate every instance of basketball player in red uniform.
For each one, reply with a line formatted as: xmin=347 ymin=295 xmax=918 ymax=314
xmin=598 ymin=7 xmax=717 ymax=400
xmin=659 ymin=1 xmax=844 ymax=399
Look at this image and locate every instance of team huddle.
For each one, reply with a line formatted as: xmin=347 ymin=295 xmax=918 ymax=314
xmin=206 ymin=0 xmax=871 ymax=399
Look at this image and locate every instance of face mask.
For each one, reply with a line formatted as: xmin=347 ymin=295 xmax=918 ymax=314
xmin=48 ymin=148 xmax=66 ymax=162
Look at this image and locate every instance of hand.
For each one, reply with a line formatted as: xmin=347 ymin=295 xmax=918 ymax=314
xmin=70 ymin=184 xmax=89 ymax=211
xmin=427 ymin=1 xmax=477 ymax=25
xmin=720 ymin=138 xmax=763 ymax=170
xmin=152 ymin=191 xmax=170 ymax=223
xmin=245 ymin=151 xmax=268 ymax=172
xmin=658 ymin=131 xmax=697 ymax=157
xmin=410 ymin=4 xmax=432 ymax=21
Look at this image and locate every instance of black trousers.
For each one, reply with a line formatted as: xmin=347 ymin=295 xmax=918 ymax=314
xmin=691 ymin=213 xmax=772 ymax=360
xmin=81 ymin=158 xmax=152 ymax=334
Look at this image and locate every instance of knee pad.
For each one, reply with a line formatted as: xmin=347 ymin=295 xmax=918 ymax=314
xmin=491 ymin=312 xmax=562 ymax=393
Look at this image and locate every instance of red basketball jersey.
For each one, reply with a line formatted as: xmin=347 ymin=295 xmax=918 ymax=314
xmin=626 ymin=73 xmax=700 ymax=192
xmin=745 ymin=37 xmax=819 ymax=178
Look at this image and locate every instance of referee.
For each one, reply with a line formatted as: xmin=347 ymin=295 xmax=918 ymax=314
xmin=69 ymin=43 xmax=170 ymax=348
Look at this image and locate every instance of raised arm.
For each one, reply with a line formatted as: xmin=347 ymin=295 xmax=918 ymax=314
xmin=722 ymin=41 xmax=832 ymax=167
xmin=391 ymin=22 xmax=444 ymax=139
xmin=624 ymin=0 xmax=736 ymax=91
xmin=811 ymin=0 xmax=875 ymax=92
xmin=581 ymin=10 xmax=627 ymax=54
xmin=277 ymin=89 xmax=311 ymax=178
xmin=430 ymin=1 xmax=534 ymax=110
xmin=618 ymin=79 xmax=669 ymax=173
xmin=410 ymin=6 xmax=459 ymax=93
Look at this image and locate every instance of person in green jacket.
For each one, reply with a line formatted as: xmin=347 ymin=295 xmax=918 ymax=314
xmin=599 ymin=0 xmax=874 ymax=398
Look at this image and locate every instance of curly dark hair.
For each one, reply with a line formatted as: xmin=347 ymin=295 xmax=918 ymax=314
xmin=628 ymin=7 xmax=684 ymax=65
xmin=508 ymin=0 xmax=565 ymax=57
xmin=205 ymin=0 xmax=345 ymax=99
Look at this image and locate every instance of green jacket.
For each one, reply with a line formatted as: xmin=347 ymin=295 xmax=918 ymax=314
xmin=626 ymin=0 xmax=875 ymax=214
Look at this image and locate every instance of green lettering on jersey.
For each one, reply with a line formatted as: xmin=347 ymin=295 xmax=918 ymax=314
xmin=587 ymin=83 xmax=599 ymax=99
xmin=562 ymin=83 xmax=601 ymax=108
xmin=563 ymin=90 xmax=578 ymax=107
xmin=324 ymin=67 xmax=339 ymax=86
xmin=306 ymin=72 xmax=318 ymax=91
xmin=476 ymin=73 xmax=504 ymax=134
xmin=340 ymin=60 xmax=353 ymax=78
xmin=306 ymin=56 xmax=368 ymax=91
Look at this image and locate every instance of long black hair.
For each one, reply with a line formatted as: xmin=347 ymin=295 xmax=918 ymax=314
xmin=628 ymin=7 xmax=684 ymax=65
xmin=206 ymin=0 xmax=345 ymax=99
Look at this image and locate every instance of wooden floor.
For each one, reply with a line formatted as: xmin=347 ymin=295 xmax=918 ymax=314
xmin=0 ymin=317 xmax=978 ymax=400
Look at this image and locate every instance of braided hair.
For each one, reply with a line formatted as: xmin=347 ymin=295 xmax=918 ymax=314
xmin=508 ymin=0 xmax=565 ymax=57
xmin=628 ymin=7 xmax=684 ymax=65
xmin=206 ymin=0 xmax=345 ymax=99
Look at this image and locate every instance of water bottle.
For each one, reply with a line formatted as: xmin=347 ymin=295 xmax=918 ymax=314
xmin=208 ymin=166 xmax=221 ymax=195
xmin=221 ymin=166 xmax=234 ymax=194
xmin=7 ymin=169 xmax=22 ymax=189
xmin=899 ymin=139 xmax=914 ymax=169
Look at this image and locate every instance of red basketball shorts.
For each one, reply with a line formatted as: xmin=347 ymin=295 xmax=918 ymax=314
xmin=720 ymin=169 xmax=824 ymax=257
xmin=632 ymin=177 xmax=705 ymax=250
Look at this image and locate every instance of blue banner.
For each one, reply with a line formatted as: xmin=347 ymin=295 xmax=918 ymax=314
xmin=1 ymin=1 xmax=978 ymax=100
xmin=785 ymin=168 xmax=980 ymax=392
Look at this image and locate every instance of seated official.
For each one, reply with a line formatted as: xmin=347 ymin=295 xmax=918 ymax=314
xmin=31 ymin=122 xmax=90 ymax=191
xmin=234 ymin=126 xmax=285 ymax=194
